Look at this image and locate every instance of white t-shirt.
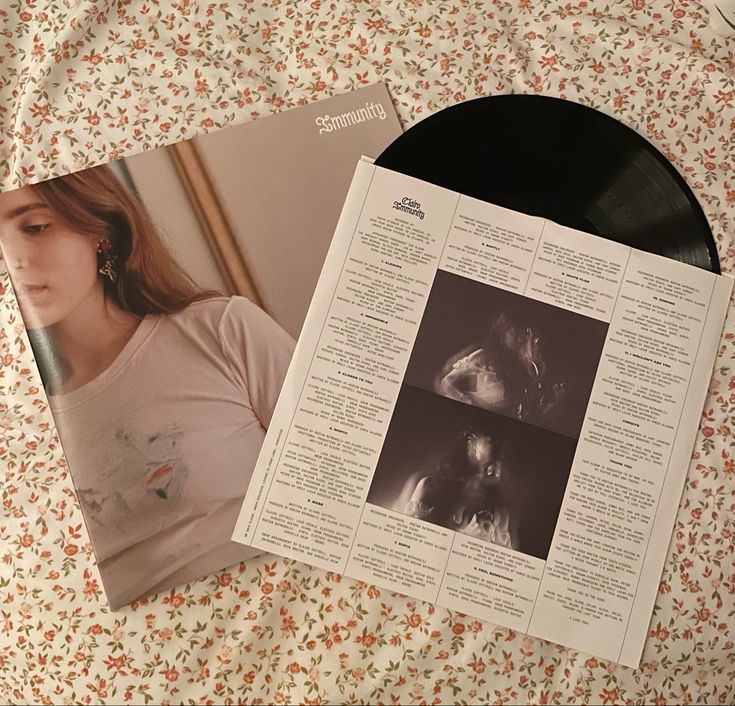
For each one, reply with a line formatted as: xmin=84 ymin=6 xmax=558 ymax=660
xmin=48 ymin=296 xmax=294 ymax=609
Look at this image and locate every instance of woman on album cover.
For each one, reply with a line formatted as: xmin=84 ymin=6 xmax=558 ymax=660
xmin=0 ymin=165 xmax=294 ymax=609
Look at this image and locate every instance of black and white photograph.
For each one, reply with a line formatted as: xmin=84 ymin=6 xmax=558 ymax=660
xmin=404 ymin=270 xmax=609 ymax=439
xmin=366 ymin=384 xmax=577 ymax=560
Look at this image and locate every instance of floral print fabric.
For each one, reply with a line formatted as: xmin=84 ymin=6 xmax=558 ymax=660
xmin=1 ymin=1 xmax=735 ymax=704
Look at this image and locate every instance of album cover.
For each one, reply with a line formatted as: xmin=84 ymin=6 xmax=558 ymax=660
xmin=0 ymin=83 xmax=402 ymax=609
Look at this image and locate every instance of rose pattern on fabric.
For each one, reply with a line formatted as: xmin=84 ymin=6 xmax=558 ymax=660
xmin=1 ymin=1 xmax=735 ymax=704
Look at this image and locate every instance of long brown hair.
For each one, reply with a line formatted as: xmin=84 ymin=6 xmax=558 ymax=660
xmin=33 ymin=164 xmax=219 ymax=316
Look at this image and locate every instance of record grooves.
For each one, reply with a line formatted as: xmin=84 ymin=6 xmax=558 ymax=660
xmin=376 ymin=95 xmax=719 ymax=273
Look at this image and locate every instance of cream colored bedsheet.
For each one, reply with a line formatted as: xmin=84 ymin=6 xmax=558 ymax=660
xmin=1 ymin=1 xmax=734 ymax=703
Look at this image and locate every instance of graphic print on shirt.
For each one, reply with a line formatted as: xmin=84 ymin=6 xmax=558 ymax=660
xmin=77 ymin=422 xmax=189 ymax=538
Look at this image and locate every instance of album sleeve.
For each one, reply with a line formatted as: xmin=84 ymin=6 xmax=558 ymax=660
xmin=218 ymin=296 xmax=296 ymax=428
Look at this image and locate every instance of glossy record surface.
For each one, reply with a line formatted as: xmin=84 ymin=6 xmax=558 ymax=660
xmin=376 ymin=94 xmax=720 ymax=273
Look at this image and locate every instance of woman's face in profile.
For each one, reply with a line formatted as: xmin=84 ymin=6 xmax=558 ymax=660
xmin=0 ymin=186 xmax=103 ymax=330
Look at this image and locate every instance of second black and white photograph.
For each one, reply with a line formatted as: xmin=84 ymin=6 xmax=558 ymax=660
xmin=366 ymin=384 xmax=578 ymax=561
xmin=404 ymin=270 xmax=609 ymax=439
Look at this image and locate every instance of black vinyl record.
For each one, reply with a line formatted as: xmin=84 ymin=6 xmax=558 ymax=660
xmin=375 ymin=95 xmax=719 ymax=273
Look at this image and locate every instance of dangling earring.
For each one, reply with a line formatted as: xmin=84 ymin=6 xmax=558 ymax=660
xmin=97 ymin=238 xmax=118 ymax=283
